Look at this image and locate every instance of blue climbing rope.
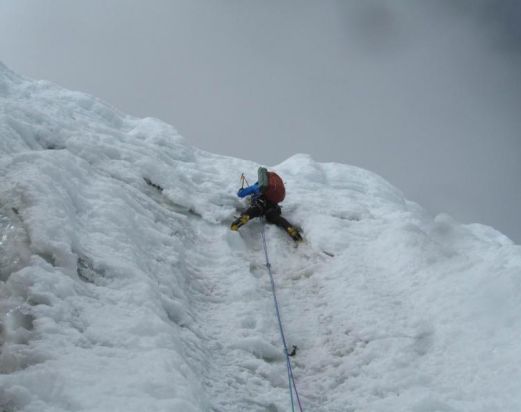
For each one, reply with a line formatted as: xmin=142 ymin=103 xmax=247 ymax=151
xmin=260 ymin=224 xmax=304 ymax=412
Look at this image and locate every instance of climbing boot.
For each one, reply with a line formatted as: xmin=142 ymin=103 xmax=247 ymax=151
xmin=287 ymin=226 xmax=303 ymax=242
xmin=230 ymin=214 xmax=250 ymax=231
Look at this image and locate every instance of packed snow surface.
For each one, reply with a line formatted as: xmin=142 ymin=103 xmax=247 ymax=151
xmin=1 ymin=62 xmax=520 ymax=412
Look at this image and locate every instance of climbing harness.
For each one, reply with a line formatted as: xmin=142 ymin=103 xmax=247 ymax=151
xmin=260 ymin=223 xmax=304 ymax=412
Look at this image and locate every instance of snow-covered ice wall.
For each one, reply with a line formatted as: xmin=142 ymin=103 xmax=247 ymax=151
xmin=1 ymin=62 xmax=521 ymax=412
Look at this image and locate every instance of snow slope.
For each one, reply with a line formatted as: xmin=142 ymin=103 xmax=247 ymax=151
xmin=1 ymin=62 xmax=520 ymax=412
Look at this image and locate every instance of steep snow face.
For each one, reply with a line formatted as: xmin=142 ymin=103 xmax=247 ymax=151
xmin=1 ymin=63 xmax=520 ymax=412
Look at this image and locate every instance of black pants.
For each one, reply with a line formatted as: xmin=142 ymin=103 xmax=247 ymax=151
xmin=243 ymin=197 xmax=293 ymax=231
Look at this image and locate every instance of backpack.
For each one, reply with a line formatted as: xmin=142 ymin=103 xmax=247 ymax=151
xmin=257 ymin=167 xmax=286 ymax=203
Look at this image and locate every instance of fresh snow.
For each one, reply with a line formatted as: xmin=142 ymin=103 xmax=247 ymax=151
xmin=1 ymin=62 xmax=520 ymax=412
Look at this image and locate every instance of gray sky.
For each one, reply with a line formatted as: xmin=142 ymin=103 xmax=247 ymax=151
xmin=1 ymin=0 xmax=520 ymax=243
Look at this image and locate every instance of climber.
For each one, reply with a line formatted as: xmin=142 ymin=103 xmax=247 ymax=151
xmin=231 ymin=167 xmax=303 ymax=242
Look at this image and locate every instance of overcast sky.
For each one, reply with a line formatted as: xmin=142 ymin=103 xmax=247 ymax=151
xmin=1 ymin=0 xmax=520 ymax=243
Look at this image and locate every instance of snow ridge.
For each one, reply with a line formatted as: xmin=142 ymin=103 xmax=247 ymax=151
xmin=1 ymin=63 xmax=521 ymax=412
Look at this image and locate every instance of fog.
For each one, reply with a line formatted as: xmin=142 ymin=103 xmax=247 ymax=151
xmin=1 ymin=0 xmax=519 ymax=242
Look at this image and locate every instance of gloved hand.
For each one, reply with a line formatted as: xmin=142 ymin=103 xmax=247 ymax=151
xmin=237 ymin=182 xmax=260 ymax=198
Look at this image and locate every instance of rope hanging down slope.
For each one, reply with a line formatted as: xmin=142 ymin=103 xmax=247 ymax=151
xmin=260 ymin=224 xmax=304 ymax=412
